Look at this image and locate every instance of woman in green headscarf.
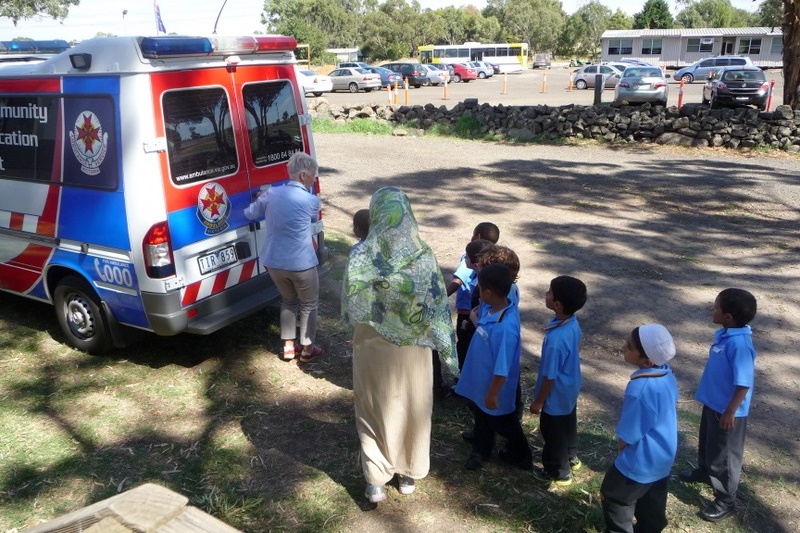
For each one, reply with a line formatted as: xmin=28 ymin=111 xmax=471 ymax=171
xmin=343 ymin=187 xmax=456 ymax=504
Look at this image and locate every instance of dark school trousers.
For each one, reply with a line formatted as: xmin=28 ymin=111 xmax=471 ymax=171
xmin=601 ymin=464 xmax=669 ymax=533
xmin=472 ymin=405 xmax=532 ymax=464
xmin=540 ymin=407 xmax=578 ymax=480
xmin=698 ymin=404 xmax=747 ymax=506
xmin=455 ymin=312 xmax=474 ymax=371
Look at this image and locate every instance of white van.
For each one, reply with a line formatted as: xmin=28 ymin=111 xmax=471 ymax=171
xmin=0 ymin=35 xmax=326 ymax=353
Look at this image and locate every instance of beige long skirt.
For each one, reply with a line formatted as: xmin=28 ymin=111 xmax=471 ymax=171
xmin=353 ymin=324 xmax=433 ymax=486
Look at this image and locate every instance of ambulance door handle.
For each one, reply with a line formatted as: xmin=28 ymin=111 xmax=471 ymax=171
xmin=249 ymin=221 xmax=261 ymax=231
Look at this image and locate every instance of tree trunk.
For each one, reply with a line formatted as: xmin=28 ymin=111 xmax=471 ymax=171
xmin=784 ymin=0 xmax=800 ymax=108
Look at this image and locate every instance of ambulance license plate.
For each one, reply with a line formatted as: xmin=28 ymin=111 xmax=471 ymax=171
xmin=198 ymin=246 xmax=237 ymax=275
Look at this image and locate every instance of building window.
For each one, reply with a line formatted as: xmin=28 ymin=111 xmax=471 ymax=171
xmin=738 ymin=38 xmax=761 ymax=55
xmin=608 ymin=39 xmax=633 ymax=55
xmin=641 ymin=39 xmax=662 ymax=55
xmin=771 ymin=36 xmax=783 ymax=54
xmin=687 ymin=38 xmax=714 ymax=53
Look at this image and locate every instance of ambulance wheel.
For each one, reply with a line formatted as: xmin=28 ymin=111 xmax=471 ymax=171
xmin=54 ymin=275 xmax=112 ymax=354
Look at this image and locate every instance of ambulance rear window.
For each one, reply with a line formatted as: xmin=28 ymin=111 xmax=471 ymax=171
xmin=242 ymin=81 xmax=303 ymax=167
xmin=163 ymin=87 xmax=238 ymax=185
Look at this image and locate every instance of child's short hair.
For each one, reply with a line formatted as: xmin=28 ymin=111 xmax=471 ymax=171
xmin=465 ymin=239 xmax=493 ymax=265
xmin=717 ymin=288 xmax=757 ymax=327
xmin=478 ymin=245 xmax=520 ymax=282
xmin=473 ymin=222 xmax=500 ymax=243
xmin=550 ymin=276 xmax=587 ymax=316
xmin=478 ymin=263 xmax=512 ymax=298
xmin=353 ymin=209 xmax=370 ymax=241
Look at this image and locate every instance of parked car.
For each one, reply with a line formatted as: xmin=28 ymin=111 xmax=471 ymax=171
xmin=381 ymin=62 xmax=429 ymax=88
xmin=674 ymin=55 xmax=753 ymax=84
xmin=613 ymin=66 xmax=670 ymax=106
xmin=428 ymin=63 xmax=453 ymax=82
xmin=532 ymin=53 xmax=552 ymax=69
xmin=421 ymin=64 xmax=447 ymax=85
xmin=488 ymin=62 xmax=501 ymax=75
xmin=702 ymin=66 xmax=769 ymax=110
xmin=327 ymin=67 xmax=381 ymax=93
xmin=365 ymin=66 xmax=403 ymax=88
xmin=468 ymin=61 xmax=494 ymax=78
xmin=338 ymin=61 xmax=370 ymax=69
xmin=297 ymin=69 xmax=333 ymax=97
xmin=572 ymin=64 xmax=623 ymax=89
xmin=451 ymin=62 xmax=478 ymax=83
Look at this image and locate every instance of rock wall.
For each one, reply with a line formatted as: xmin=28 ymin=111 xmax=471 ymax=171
xmin=307 ymin=98 xmax=800 ymax=151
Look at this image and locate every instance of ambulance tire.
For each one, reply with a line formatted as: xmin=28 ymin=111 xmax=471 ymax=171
xmin=54 ymin=275 xmax=112 ymax=355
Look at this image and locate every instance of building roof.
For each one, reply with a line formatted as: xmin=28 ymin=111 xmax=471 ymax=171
xmin=602 ymin=27 xmax=781 ymax=39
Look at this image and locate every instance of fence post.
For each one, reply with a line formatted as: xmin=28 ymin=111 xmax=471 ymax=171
xmin=766 ymin=79 xmax=776 ymax=111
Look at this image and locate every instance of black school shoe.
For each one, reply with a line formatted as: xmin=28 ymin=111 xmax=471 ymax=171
xmin=700 ymin=499 xmax=736 ymax=522
xmin=464 ymin=452 xmax=489 ymax=471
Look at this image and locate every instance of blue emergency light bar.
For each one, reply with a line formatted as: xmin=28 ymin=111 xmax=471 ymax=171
xmin=0 ymin=40 xmax=71 ymax=53
xmin=139 ymin=35 xmax=298 ymax=59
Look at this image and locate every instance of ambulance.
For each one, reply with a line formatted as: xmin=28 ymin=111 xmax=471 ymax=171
xmin=0 ymin=35 xmax=327 ymax=353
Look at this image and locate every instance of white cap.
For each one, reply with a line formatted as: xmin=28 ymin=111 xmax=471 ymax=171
xmin=638 ymin=324 xmax=676 ymax=366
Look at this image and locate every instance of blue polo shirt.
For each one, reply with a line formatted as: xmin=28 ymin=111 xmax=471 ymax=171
xmin=453 ymin=255 xmax=475 ymax=312
xmin=455 ymin=301 xmax=521 ymax=416
xmin=243 ymin=181 xmax=320 ymax=271
xmin=615 ymin=365 xmax=679 ymax=484
xmin=532 ymin=315 xmax=582 ymax=415
xmin=695 ymin=326 xmax=757 ymax=417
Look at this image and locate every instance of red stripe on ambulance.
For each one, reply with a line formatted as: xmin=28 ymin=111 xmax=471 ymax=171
xmin=181 ymin=258 xmax=259 ymax=307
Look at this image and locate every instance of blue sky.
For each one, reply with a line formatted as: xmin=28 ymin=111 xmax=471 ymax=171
xmin=0 ymin=0 xmax=761 ymax=42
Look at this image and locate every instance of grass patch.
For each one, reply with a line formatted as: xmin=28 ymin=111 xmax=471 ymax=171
xmin=311 ymin=117 xmax=395 ymax=135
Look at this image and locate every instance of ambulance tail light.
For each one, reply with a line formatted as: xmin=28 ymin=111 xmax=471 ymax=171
xmin=143 ymin=222 xmax=176 ymax=278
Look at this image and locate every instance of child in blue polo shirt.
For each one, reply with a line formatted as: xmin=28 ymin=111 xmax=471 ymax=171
xmin=679 ymin=288 xmax=757 ymax=523
xmin=530 ymin=275 xmax=587 ymax=486
xmin=601 ymin=324 xmax=679 ymax=533
xmin=455 ymin=263 xmax=532 ymax=471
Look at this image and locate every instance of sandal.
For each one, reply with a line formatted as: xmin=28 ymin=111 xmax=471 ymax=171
xmin=298 ymin=344 xmax=324 ymax=362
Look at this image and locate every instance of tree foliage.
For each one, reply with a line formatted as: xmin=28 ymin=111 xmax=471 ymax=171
xmin=633 ymin=0 xmax=674 ymax=29
xmin=558 ymin=1 xmax=612 ymax=58
xmin=0 ymin=0 xmax=79 ymax=25
xmin=674 ymin=0 xmax=755 ymax=28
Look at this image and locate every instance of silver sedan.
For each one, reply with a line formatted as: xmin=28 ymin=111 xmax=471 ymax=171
xmin=613 ymin=67 xmax=670 ymax=106
xmin=327 ymin=67 xmax=382 ymax=93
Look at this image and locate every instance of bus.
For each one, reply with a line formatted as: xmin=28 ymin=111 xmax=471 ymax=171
xmin=418 ymin=42 xmax=529 ymax=73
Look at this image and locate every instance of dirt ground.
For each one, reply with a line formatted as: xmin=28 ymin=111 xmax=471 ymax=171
xmin=290 ymin=132 xmax=800 ymax=532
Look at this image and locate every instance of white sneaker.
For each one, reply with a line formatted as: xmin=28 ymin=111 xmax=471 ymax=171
xmin=365 ymin=484 xmax=387 ymax=503
xmin=397 ymin=475 xmax=415 ymax=495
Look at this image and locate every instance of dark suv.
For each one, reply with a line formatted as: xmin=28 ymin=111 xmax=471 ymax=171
xmin=702 ymin=66 xmax=769 ymax=110
xmin=380 ymin=62 xmax=428 ymax=88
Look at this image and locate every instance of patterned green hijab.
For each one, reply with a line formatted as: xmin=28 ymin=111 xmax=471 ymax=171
xmin=342 ymin=187 xmax=457 ymax=377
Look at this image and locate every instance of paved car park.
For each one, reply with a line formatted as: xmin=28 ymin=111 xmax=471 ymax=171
xmin=310 ymin=63 xmax=785 ymax=110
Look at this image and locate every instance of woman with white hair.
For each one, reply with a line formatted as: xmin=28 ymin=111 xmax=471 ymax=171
xmin=244 ymin=151 xmax=324 ymax=362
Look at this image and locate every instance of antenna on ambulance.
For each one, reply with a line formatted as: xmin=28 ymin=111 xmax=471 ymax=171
xmin=212 ymin=0 xmax=229 ymax=35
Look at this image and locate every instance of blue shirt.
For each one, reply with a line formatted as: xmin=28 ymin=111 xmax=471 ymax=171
xmin=243 ymin=181 xmax=320 ymax=271
xmin=533 ymin=315 xmax=582 ymax=415
xmin=453 ymin=255 xmax=474 ymax=311
xmin=614 ymin=365 xmax=679 ymax=484
xmin=695 ymin=326 xmax=757 ymax=417
xmin=455 ymin=301 xmax=521 ymax=416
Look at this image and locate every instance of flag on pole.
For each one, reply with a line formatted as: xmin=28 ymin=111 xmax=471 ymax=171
xmin=154 ymin=1 xmax=167 ymax=34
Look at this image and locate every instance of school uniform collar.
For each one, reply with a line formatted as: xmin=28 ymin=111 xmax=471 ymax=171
xmin=482 ymin=300 xmax=513 ymax=324
xmin=716 ymin=325 xmax=751 ymax=339
xmin=545 ymin=314 xmax=575 ymax=331
xmin=630 ymin=364 xmax=671 ymax=380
